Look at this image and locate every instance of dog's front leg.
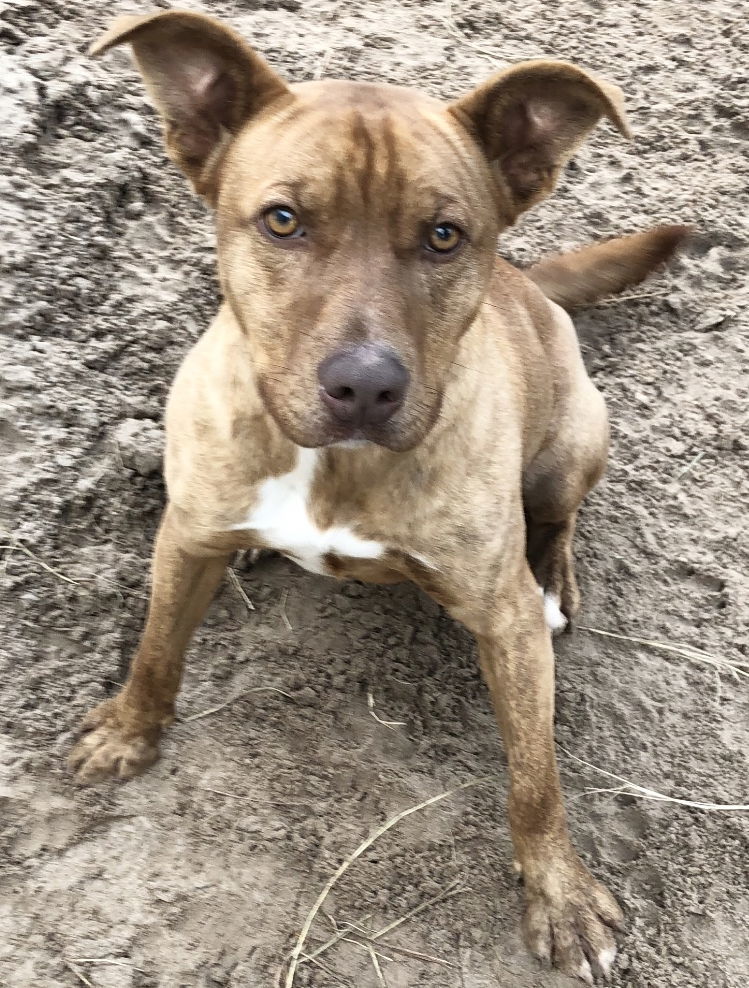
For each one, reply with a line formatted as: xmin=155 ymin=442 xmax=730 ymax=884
xmin=69 ymin=507 xmax=230 ymax=783
xmin=474 ymin=562 xmax=623 ymax=983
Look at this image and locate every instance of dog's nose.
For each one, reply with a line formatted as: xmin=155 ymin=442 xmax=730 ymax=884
xmin=318 ymin=344 xmax=409 ymax=426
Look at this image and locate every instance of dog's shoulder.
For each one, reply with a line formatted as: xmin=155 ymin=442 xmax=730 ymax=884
xmin=166 ymin=304 xmax=261 ymax=434
xmin=487 ymin=256 xmax=586 ymax=369
xmin=489 ymin=257 xmax=559 ymax=332
xmin=163 ymin=305 xmax=291 ymax=524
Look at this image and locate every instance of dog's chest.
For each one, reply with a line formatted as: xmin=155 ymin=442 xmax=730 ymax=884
xmin=231 ymin=448 xmax=384 ymax=575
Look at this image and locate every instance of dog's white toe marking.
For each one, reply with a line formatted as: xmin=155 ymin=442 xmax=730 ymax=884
xmin=231 ymin=447 xmax=384 ymax=575
xmin=598 ymin=946 xmax=617 ymax=975
xmin=540 ymin=588 xmax=568 ymax=632
xmin=578 ymin=958 xmax=594 ymax=984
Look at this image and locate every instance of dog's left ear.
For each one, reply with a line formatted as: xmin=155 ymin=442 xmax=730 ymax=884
xmin=90 ymin=10 xmax=291 ymax=201
xmin=449 ymin=61 xmax=630 ymax=224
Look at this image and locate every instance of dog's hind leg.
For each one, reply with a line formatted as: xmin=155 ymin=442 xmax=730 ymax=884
xmin=524 ymin=401 xmax=607 ymax=630
xmin=523 ymin=306 xmax=609 ymax=631
xmin=69 ymin=507 xmax=231 ymax=783
xmin=526 ymin=513 xmax=580 ymax=631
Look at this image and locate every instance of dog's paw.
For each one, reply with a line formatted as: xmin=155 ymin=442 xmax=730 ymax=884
xmin=522 ymin=855 xmax=623 ymax=982
xmin=68 ymin=699 xmax=161 ymax=784
xmin=541 ymin=589 xmax=569 ymax=633
xmin=239 ymin=547 xmax=275 ymax=567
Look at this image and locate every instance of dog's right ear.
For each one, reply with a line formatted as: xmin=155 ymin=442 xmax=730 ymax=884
xmin=449 ymin=61 xmax=630 ymax=226
xmin=90 ymin=10 xmax=290 ymax=201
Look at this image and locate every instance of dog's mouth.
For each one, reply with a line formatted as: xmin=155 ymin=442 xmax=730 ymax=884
xmin=299 ymin=415 xmax=418 ymax=453
xmin=321 ymin=420 xmax=409 ymax=451
xmin=256 ymin=375 xmax=441 ymax=453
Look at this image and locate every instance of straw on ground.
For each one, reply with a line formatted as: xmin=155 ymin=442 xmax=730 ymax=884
xmin=563 ymin=747 xmax=749 ymax=811
xmin=280 ymin=588 xmax=293 ymax=631
xmin=367 ymin=691 xmax=406 ymax=730
xmin=182 ymin=685 xmax=293 ymax=724
xmin=227 ymin=566 xmax=255 ymax=612
xmin=578 ymin=625 xmax=748 ymax=679
xmin=303 ymin=880 xmax=464 ymax=969
xmin=282 ymin=777 xmax=489 ymax=987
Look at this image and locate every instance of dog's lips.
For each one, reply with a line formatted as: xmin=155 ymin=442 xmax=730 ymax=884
xmin=256 ymin=373 xmax=434 ymax=452
xmin=314 ymin=419 xmax=421 ymax=452
xmin=323 ymin=422 xmax=390 ymax=449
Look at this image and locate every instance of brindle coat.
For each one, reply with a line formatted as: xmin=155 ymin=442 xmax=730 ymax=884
xmin=70 ymin=10 xmax=686 ymax=982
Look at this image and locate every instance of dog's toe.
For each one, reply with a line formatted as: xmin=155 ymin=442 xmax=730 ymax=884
xmin=69 ymin=702 xmax=160 ymax=784
xmin=70 ymin=729 xmax=158 ymax=784
xmin=597 ymin=946 xmax=617 ymax=978
xmin=522 ymin=855 xmax=623 ymax=983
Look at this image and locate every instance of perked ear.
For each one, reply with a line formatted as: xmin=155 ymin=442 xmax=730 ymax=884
xmin=90 ymin=10 xmax=290 ymax=200
xmin=449 ymin=61 xmax=631 ymax=224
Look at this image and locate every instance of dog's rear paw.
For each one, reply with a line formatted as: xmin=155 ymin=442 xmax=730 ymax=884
xmin=541 ymin=589 xmax=569 ymax=633
xmin=240 ymin=547 xmax=274 ymax=566
xmin=68 ymin=699 xmax=161 ymax=784
xmin=522 ymin=855 xmax=623 ymax=982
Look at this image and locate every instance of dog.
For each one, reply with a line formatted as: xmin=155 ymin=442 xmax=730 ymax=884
xmin=70 ymin=10 xmax=687 ymax=982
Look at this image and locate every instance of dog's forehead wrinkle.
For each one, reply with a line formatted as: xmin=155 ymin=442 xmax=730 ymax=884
xmin=235 ymin=93 xmax=482 ymax=225
xmin=263 ymin=149 xmax=472 ymax=227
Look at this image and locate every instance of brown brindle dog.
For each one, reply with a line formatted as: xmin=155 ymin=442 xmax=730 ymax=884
xmin=70 ymin=10 xmax=687 ymax=982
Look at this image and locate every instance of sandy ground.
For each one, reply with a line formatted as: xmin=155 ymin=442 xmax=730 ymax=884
xmin=2 ymin=0 xmax=748 ymax=986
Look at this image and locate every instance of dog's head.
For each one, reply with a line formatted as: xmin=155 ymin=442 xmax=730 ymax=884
xmin=93 ymin=11 xmax=629 ymax=451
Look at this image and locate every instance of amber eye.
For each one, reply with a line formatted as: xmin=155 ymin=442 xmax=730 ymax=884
xmin=426 ymin=222 xmax=463 ymax=254
xmin=263 ymin=206 xmax=301 ymax=238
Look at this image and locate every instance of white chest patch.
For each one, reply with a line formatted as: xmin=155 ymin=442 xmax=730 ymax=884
xmin=230 ymin=447 xmax=385 ymax=575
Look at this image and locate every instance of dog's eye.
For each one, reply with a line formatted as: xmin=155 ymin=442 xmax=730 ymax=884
xmin=426 ymin=222 xmax=463 ymax=254
xmin=263 ymin=206 xmax=302 ymax=238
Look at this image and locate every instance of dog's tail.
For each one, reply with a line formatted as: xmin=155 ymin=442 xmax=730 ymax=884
xmin=527 ymin=224 xmax=690 ymax=310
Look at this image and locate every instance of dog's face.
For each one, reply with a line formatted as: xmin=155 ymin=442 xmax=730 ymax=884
xmin=92 ymin=11 xmax=628 ymax=451
xmin=217 ymin=82 xmax=499 ymax=450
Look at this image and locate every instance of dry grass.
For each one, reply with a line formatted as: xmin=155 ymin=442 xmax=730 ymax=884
xmin=303 ymin=880 xmax=464 ymax=973
xmin=280 ymin=777 xmax=489 ymax=987
xmin=1 ymin=536 xmax=146 ymax=599
xmin=227 ymin=566 xmax=255 ymax=612
xmin=593 ymin=288 xmax=670 ymax=306
xmin=563 ymin=748 xmax=749 ymax=811
xmin=280 ymin=588 xmax=293 ymax=631
xmin=366 ymin=879 xmax=465 ymax=944
xmin=441 ymin=0 xmax=501 ymax=62
xmin=578 ymin=625 xmax=748 ymax=680
xmin=367 ymin=691 xmax=406 ymax=730
xmin=2 ymin=538 xmax=81 ymax=586
xmin=182 ymin=685 xmax=293 ymax=724
xmin=63 ymin=961 xmax=94 ymax=987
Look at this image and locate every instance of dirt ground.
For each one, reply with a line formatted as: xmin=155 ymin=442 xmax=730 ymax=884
xmin=2 ymin=0 xmax=747 ymax=986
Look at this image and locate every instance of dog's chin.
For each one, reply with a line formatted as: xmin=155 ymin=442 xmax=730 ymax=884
xmin=266 ymin=406 xmax=429 ymax=453
xmin=323 ymin=425 xmax=423 ymax=453
xmin=290 ymin=421 xmax=425 ymax=453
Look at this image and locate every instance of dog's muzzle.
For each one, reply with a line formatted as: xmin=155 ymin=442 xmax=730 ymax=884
xmin=317 ymin=344 xmax=409 ymax=428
